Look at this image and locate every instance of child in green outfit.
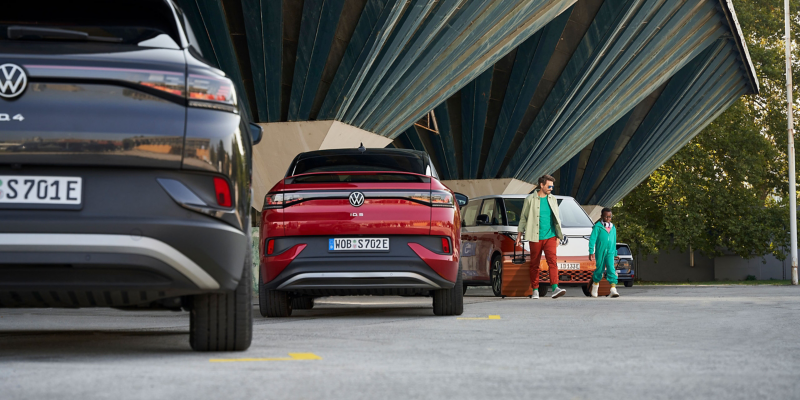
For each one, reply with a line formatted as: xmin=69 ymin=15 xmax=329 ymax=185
xmin=588 ymin=208 xmax=620 ymax=298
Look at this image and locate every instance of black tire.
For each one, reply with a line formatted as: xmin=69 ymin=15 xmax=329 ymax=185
xmin=189 ymin=242 xmax=253 ymax=352
xmin=624 ymin=280 xmax=633 ymax=288
xmin=263 ymin=289 xmax=292 ymax=317
xmin=462 ymin=284 xmax=468 ymax=295
xmin=490 ymin=254 xmax=502 ymax=297
xmin=432 ymin=264 xmax=464 ymax=316
xmin=292 ymin=296 xmax=314 ymax=310
xmin=258 ymin=265 xmax=269 ymax=317
xmin=538 ymin=283 xmax=549 ymax=297
xmin=582 ymin=283 xmax=593 ymax=297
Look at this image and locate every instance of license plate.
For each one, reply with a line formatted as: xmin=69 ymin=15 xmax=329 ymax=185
xmin=558 ymin=263 xmax=580 ymax=270
xmin=0 ymin=176 xmax=82 ymax=208
xmin=329 ymin=238 xmax=390 ymax=251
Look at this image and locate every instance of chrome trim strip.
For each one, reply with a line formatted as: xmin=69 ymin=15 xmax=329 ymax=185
xmin=276 ymin=272 xmax=441 ymax=289
xmin=0 ymin=233 xmax=220 ymax=289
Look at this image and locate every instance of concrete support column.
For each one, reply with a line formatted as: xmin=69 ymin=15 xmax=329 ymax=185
xmin=439 ymin=179 xmax=536 ymax=198
xmin=251 ymin=121 xmax=392 ymax=208
xmin=581 ymin=205 xmax=604 ymax=223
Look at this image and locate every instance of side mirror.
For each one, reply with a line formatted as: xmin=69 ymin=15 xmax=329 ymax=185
xmin=454 ymin=192 xmax=468 ymax=208
xmin=476 ymin=214 xmax=490 ymax=225
xmin=249 ymin=123 xmax=263 ymax=145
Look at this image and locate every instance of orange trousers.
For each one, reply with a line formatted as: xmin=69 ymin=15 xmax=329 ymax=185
xmin=529 ymin=236 xmax=558 ymax=288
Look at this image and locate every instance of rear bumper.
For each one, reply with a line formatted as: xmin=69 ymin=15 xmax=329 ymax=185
xmin=616 ymin=271 xmax=634 ymax=281
xmin=0 ymin=167 xmax=247 ymax=307
xmin=262 ymin=236 xmax=457 ymax=294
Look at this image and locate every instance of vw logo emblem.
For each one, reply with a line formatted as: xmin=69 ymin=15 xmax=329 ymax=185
xmin=349 ymin=192 xmax=365 ymax=207
xmin=0 ymin=64 xmax=27 ymax=99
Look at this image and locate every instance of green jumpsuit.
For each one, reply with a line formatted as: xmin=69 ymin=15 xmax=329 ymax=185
xmin=588 ymin=221 xmax=618 ymax=285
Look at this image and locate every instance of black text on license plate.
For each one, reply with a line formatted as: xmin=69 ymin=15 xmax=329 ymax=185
xmin=329 ymin=238 xmax=390 ymax=251
xmin=0 ymin=176 xmax=82 ymax=208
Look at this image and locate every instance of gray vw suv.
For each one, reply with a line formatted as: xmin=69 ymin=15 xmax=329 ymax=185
xmin=0 ymin=0 xmax=260 ymax=351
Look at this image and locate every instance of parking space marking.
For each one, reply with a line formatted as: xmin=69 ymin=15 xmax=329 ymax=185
xmin=209 ymin=353 xmax=322 ymax=363
xmin=456 ymin=315 xmax=501 ymax=320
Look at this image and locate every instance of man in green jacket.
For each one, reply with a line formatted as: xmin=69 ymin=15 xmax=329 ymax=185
xmin=588 ymin=208 xmax=620 ymax=298
xmin=515 ymin=174 xmax=566 ymax=299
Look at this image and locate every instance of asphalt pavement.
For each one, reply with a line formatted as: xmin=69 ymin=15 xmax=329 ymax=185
xmin=1 ymin=285 xmax=799 ymax=400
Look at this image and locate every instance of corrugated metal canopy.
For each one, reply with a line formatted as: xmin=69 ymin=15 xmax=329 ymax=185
xmin=178 ymin=0 xmax=757 ymax=206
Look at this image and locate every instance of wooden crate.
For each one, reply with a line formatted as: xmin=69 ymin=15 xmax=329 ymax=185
xmin=500 ymin=262 xmax=533 ymax=298
xmin=597 ymin=277 xmax=611 ymax=297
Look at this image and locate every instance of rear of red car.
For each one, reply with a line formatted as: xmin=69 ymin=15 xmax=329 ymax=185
xmin=259 ymin=148 xmax=463 ymax=316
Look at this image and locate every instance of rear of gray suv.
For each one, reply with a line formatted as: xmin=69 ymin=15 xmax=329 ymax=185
xmin=0 ymin=0 xmax=260 ymax=351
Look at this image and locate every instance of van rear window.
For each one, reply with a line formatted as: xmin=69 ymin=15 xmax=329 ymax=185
xmin=291 ymin=154 xmax=426 ymax=176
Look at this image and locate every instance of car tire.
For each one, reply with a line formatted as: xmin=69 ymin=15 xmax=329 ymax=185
xmin=264 ymin=289 xmax=292 ymax=317
xmin=582 ymin=283 xmax=592 ymax=296
xmin=432 ymin=264 xmax=464 ymax=316
xmin=258 ymin=265 xmax=269 ymax=317
xmin=292 ymin=296 xmax=314 ymax=310
xmin=490 ymin=255 xmax=502 ymax=297
xmin=462 ymin=284 xmax=468 ymax=295
xmin=538 ymin=283 xmax=549 ymax=297
xmin=189 ymin=243 xmax=253 ymax=352
xmin=624 ymin=280 xmax=633 ymax=288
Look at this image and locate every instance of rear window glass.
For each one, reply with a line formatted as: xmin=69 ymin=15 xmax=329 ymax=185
xmin=1 ymin=0 xmax=182 ymax=49
xmin=291 ymin=174 xmax=426 ymax=184
xmin=617 ymin=245 xmax=631 ymax=255
xmin=291 ymin=154 xmax=426 ymax=176
xmin=503 ymin=197 xmax=593 ymax=228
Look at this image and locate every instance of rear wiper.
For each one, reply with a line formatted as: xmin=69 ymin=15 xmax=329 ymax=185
xmin=8 ymin=26 xmax=123 ymax=43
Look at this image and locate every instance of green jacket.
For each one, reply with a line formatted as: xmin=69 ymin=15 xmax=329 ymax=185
xmin=518 ymin=190 xmax=563 ymax=242
xmin=588 ymin=221 xmax=617 ymax=257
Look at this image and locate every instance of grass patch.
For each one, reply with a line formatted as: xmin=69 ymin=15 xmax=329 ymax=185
xmin=636 ymin=280 xmax=793 ymax=286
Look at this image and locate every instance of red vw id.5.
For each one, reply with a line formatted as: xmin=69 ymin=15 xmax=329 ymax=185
xmin=259 ymin=148 xmax=465 ymax=316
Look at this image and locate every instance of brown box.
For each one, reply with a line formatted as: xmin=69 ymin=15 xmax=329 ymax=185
xmin=500 ymin=262 xmax=533 ymax=298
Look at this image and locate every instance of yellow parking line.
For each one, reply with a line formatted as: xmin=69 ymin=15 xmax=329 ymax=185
xmin=209 ymin=353 xmax=322 ymax=363
xmin=457 ymin=315 xmax=501 ymax=320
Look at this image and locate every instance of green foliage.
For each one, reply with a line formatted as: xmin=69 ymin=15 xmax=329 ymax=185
xmin=615 ymin=0 xmax=798 ymax=260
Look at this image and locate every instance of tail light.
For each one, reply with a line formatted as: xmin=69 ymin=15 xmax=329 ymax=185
xmin=431 ymin=190 xmax=454 ymax=207
xmin=263 ymin=193 xmax=284 ymax=209
xmin=213 ymin=177 xmax=232 ymax=207
xmin=188 ymin=74 xmax=238 ymax=113
xmin=266 ymin=239 xmax=275 ymax=255
xmin=441 ymin=238 xmax=450 ymax=254
xmin=263 ymin=192 xmax=307 ymax=209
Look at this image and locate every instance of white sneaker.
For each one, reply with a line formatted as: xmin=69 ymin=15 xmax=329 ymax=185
xmin=609 ymin=287 xmax=619 ymax=298
xmin=591 ymin=283 xmax=599 ymax=298
xmin=551 ymin=287 xmax=566 ymax=298
xmin=531 ymin=290 xmax=539 ymax=299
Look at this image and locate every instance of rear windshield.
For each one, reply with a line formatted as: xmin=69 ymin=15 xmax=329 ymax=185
xmin=1 ymin=0 xmax=183 ymax=49
xmin=291 ymin=154 xmax=426 ymax=176
xmin=503 ymin=197 xmax=593 ymax=228
xmin=617 ymin=245 xmax=631 ymax=255
xmin=291 ymin=174 xmax=426 ymax=184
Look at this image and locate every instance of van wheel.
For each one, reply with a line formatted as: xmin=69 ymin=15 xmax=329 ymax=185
xmin=582 ymin=283 xmax=592 ymax=296
xmin=490 ymin=255 xmax=502 ymax=297
xmin=624 ymin=281 xmax=633 ymax=288
xmin=264 ymin=289 xmax=292 ymax=317
xmin=538 ymin=284 xmax=549 ymax=297
xmin=292 ymin=296 xmax=314 ymax=310
xmin=190 ymin=244 xmax=253 ymax=351
xmin=433 ymin=265 xmax=464 ymax=316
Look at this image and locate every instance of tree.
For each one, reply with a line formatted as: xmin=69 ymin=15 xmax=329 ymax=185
xmin=615 ymin=0 xmax=799 ymax=260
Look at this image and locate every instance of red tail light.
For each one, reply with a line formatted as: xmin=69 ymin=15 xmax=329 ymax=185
xmin=188 ymin=74 xmax=238 ymax=113
xmin=266 ymin=239 xmax=275 ymax=255
xmin=441 ymin=237 xmax=450 ymax=254
xmin=213 ymin=177 xmax=232 ymax=207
